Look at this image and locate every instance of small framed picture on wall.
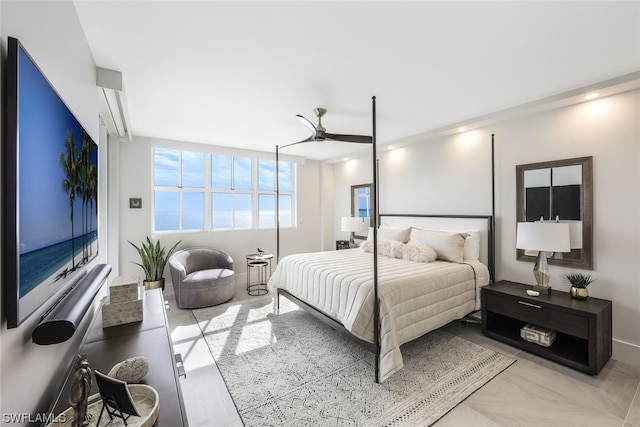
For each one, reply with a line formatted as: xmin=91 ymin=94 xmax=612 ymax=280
xmin=129 ymin=198 xmax=142 ymax=209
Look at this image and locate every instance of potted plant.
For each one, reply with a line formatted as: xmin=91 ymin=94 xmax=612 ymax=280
xmin=128 ymin=236 xmax=181 ymax=290
xmin=565 ymin=272 xmax=595 ymax=300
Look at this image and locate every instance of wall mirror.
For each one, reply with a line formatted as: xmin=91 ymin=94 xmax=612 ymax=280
xmin=351 ymin=183 xmax=373 ymax=239
xmin=516 ymin=156 xmax=593 ymax=269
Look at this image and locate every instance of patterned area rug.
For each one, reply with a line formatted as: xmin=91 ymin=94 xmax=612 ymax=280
xmin=193 ymin=296 xmax=515 ymax=427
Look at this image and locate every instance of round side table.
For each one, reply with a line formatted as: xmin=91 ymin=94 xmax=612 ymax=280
xmin=246 ymin=253 xmax=273 ymax=296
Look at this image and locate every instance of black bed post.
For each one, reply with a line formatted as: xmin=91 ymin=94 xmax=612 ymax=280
xmin=371 ymin=96 xmax=380 ymax=383
xmin=490 ymin=133 xmax=496 ymax=283
xmin=275 ymin=145 xmax=280 ymax=311
xmin=276 ymin=145 xmax=280 ymax=264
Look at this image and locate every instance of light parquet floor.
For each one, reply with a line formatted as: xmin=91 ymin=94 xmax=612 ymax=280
xmin=163 ymin=284 xmax=640 ymax=427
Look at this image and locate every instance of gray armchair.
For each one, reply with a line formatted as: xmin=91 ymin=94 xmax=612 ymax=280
xmin=169 ymin=248 xmax=235 ymax=309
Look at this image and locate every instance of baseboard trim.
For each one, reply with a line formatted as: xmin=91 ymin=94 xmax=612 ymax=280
xmin=612 ymin=338 xmax=640 ymax=368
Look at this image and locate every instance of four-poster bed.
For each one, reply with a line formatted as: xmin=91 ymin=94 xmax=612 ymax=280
xmin=273 ymin=98 xmax=496 ymax=382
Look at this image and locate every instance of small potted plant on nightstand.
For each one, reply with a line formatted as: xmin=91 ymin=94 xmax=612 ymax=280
xmin=565 ymin=272 xmax=595 ymax=300
xmin=129 ymin=236 xmax=181 ymax=290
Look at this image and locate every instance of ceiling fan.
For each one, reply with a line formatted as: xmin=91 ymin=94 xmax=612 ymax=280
xmin=293 ymin=108 xmax=372 ymax=145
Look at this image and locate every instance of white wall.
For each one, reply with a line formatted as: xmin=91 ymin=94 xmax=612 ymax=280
xmin=331 ymin=89 xmax=640 ymax=367
xmin=117 ymin=136 xmax=324 ymax=287
xmin=0 ymin=1 xmax=108 ymax=422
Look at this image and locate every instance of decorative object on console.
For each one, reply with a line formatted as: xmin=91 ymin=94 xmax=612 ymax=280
xmin=94 ymin=370 xmax=141 ymax=425
xmin=341 ymin=216 xmax=364 ymax=248
xmin=565 ymin=272 xmax=595 ymax=300
xmin=108 ymin=356 xmax=150 ymax=384
xmin=102 ymin=275 xmax=143 ymax=328
xmin=516 ymin=221 xmax=570 ymax=294
xmin=128 ymin=236 xmax=181 ymax=290
xmin=69 ymin=354 xmax=92 ymax=427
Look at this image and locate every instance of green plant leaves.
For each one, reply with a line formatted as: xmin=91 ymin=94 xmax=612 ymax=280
xmin=128 ymin=237 xmax=181 ymax=281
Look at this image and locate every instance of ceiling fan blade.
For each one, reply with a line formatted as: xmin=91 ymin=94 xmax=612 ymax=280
xmin=296 ymin=114 xmax=317 ymax=139
xmin=280 ymin=134 xmax=314 ymax=149
xmin=324 ymin=132 xmax=372 ymax=144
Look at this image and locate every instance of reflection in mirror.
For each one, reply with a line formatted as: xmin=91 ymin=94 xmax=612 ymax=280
xmin=351 ymin=183 xmax=372 ymax=239
xmin=517 ymin=157 xmax=593 ymax=269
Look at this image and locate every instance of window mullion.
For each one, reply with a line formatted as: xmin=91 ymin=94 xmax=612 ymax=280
xmin=252 ymin=158 xmax=257 ymax=229
xmin=204 ymin=154 xmax=211 ymax=230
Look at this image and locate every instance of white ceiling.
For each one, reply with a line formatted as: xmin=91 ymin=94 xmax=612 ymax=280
xmin=74 ymin=1 xmax=640 ymax=161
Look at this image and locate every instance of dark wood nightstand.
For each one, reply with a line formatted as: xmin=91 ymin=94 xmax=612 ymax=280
xmin=336 ymin=240 xmax=350 ymax=250
xmin=481 ymin=280 xmax=612 ymax=375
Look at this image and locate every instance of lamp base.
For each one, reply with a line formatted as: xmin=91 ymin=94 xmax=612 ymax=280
xmin=532 ymin=285 xmax=552 ymax=295
xmin=532 ymin=251 xmax=551 ymax=295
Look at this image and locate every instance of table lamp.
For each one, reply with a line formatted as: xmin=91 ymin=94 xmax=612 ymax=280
xmin=516 ymin=221 xmax=570 ymax=294
xmin=341 ymin=217 xmax=363 ymax=248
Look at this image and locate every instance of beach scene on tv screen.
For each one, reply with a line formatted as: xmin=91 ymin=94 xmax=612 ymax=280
xmin=18 ymin=46 xmax=98 ymax=310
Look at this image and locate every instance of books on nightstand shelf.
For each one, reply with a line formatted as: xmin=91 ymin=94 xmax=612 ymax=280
xmin=520 ymin=323 xmax=556 ymax=347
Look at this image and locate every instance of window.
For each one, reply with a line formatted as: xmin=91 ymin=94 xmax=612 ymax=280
xmin=153 ymin=148 xmax=295 ymax=232
xmin=211 ymin=154 xmax=253 ymax=229
xmin=256 ymin=160 xmax=293 ymax=228
xmin=153 ymin=149 xmax=205 ymax=231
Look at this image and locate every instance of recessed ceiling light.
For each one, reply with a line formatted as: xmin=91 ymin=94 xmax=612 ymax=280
xmin=584 ymin=93 xmax=599 ymax=100
xmin=458 ymin=127 xmax=467 ymax=132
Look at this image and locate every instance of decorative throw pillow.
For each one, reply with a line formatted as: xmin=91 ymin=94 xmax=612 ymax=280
xmin=360 ymin=240 xmax=373 ymax=253
xmin=408 ymin=228 xmax=467 ymax=263
xmin=387 ymin=240 xmax=405 ymax=259
xmin=108 ymin=356 xmax=149 ymax=384
xmin=402 ymin=242 xmax=438 ymax=263
xmin=360 ymin=239 xmax=405 ymax=259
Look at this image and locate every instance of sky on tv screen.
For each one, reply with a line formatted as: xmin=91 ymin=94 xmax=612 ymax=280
xmin=18 ymin=48 xmax=98 ymax=254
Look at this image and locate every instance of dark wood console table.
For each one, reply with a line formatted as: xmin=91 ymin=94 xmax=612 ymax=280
xmin=481 ymin=280 xmax=612 ymax=375
xmin=50 ymin=288 xmax=188 ymax=426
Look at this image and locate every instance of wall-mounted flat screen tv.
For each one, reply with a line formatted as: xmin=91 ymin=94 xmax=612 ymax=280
xmin=4 ymin=37 xmax=99 ymax=328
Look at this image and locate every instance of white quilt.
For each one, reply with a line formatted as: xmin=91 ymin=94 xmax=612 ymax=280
xmin=268 ymin=248 xmax=489 ymax=381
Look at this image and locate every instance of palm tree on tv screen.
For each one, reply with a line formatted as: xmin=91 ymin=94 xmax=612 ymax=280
xmin=60 ymin=130 xmax=79 ymax=271
xmin=79 ymin=133 xmax=97 ymax=262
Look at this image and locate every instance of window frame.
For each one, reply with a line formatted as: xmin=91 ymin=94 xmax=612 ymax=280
xmin=152 ymin=147 xmax=296 ymax=233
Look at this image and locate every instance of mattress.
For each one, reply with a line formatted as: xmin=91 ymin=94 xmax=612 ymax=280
xmin=268 ymin=248 xmax=490 ymax=381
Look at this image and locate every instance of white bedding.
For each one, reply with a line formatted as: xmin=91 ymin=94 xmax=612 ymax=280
xmin=267 ymin=248 xmax=489 ymax=381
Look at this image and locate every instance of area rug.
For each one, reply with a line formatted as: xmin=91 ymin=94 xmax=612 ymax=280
xmin=193 ymin=296 xmax=515 ymax=427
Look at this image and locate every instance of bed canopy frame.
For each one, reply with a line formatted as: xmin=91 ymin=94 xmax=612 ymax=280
xmin=274 ymin=97 xmax=496 ymax=383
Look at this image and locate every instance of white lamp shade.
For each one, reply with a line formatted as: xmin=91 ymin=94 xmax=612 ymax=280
xmin=341 ymin=216 xmax=363 ymax=233
xmin=559 ymin=220 xmax=583 ymax=249
xmin=516 ymin=222 xmax=571 ymax=253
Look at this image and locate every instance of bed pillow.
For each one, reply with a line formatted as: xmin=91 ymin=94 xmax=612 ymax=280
xmin=366 ymin=226 xmax=411 ymax=243
xmin=461 ymin=229 xmax=481 ymax=260
xmin=402 ymin=242 xmax=437 ymax=263
xmin=408 ymin=228 xmax=467 ymax=263
xmin=360 ymin=239 xmax=405 ymax=258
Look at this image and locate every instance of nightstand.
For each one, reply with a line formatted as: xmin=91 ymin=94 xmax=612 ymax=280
xmin=481 ymin=280 xmax=612 ymax=375
xmin=336 ymin=240 xmax=350 ymax=250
